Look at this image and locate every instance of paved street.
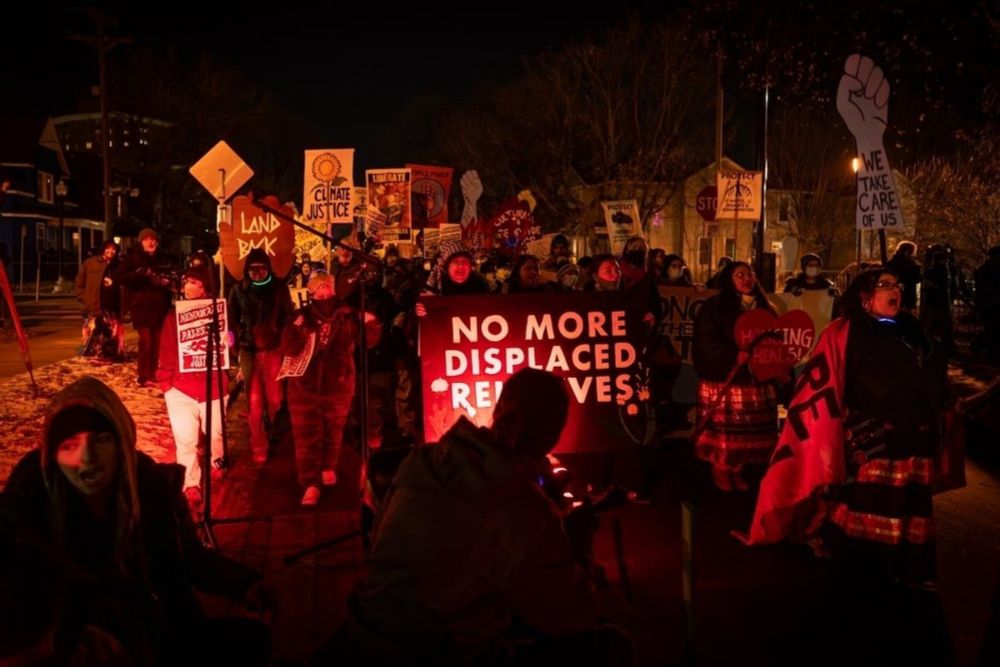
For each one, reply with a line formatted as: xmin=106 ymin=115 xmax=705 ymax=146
xmin=0 ymin=291 xmax=136 ymax=379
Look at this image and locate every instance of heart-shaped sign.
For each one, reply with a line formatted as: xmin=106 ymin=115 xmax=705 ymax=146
xmin=734 ymin=309 xmax=816 ymax=382
xmin=219 ymin=195 xmax=297 ymax=279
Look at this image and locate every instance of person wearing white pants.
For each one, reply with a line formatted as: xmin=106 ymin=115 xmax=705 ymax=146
xmin=156 ymin=262 xmax=230 ymax=515
xmin=163 ymin=388 xmax=224 ymax=490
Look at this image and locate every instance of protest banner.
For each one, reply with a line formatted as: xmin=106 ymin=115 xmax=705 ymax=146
xmin=419 ymin=291 xmax=654 ymax=452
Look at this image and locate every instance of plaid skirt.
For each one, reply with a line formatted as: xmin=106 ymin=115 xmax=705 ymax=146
xmin=695 ymin=380 xmax=778 ymax=467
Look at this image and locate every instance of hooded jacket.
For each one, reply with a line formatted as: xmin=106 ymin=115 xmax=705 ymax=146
xmin=3 ymin=377 xmax=259 ymax=664
xmin=347 ymin=417 xmax=595 ymax=663
xmin=227 ymin=248 xmax=294 ymax=353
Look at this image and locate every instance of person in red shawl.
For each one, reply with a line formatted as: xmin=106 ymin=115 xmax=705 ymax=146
xmin=746 ymin=267 xmax=950 ymax=576
xmin=743 ymin=267 xmax=955 ymax=663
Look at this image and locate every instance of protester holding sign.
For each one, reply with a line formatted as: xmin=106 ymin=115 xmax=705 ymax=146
xmin=280 ymin=273 xmax=381 ymax=506
xmin=591 ymin=256 xmax=622 ymax=292
xmin=426 ymin=240 xmax=489 ymax=296
xmin=693 ymin=261 xmax=780 ymax=491
xmin=156 ymin=263 xmax=229 ymax=516
xmin=505 ymin=254 xmax=546 ymax=293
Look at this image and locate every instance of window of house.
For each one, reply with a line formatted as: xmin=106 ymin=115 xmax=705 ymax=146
xmin=725 ymin=238 xmax=736 ymax=259
xmin=698 ymin=238 xmax=712 ymax=265
xmin=37 ymin=171 xmax=54 ymax=204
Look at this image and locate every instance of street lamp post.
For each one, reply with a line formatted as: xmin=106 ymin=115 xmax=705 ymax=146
xmin=56 ymin=179 xmax=68 ymax=280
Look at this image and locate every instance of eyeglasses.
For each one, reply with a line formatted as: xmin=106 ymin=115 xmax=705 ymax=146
xmin=875 ymin=281 xmax=904 ymax=291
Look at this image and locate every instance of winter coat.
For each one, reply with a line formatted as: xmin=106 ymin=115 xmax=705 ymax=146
xmin=2 ymin=377 xmax=259 ymax=664
xmin=75 ymin=255 xmax=119 ymax=315
xmin=115 ymin=250 xmax=175 ymax=329
xmin=347 ymin=417 xmax=596 ymax=663
xmin=228 ymin=264 xmax=294 ymax=354
xmin=156 ymin=305 xmax=230 ymax=402
xmin=279 ymin=301 xmax=381 ymax=396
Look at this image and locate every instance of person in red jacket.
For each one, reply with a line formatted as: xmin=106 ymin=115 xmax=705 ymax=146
xmin=280 ymin=272 xmax=381 ymax=506
xmin=157 ymin=263 xmax=229 ymax=516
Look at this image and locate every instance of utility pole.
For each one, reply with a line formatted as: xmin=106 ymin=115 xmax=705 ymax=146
xmin=68 ymin=8 xmax=131 ymax=239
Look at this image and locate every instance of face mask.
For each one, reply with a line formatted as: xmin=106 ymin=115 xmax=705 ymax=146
xmin=624 ymin=250 xmax=645 ymax=267
xmin=668 ymin=267 xmax=683 ymax=280
xmin=560 ymin=274 xmax=579 ymax=288
xmin=805 ymin=267 xmax=820 ymax=278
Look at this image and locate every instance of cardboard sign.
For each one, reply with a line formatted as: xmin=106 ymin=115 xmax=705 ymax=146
xmin=836 ymin=54 xmax=905 ymax=230
xmin=176 ymin=299 xmax=230 ymax=373
xmin=220 ymin=195 xmax=296 ymax=279
xmin=462 ymin=216 xmax=494 ymax=254
xmin=734 ymin=309 xmax=815 ymax=382
xmin=366 ymin=169 xmax=412 ymax=243
xmin=276 ymin=332 xmax=315 ymax=380
xmin=716 ymin=171 xmax=763 ymax=221
xmin=407 ymin=164 xmax=453 ymax=228
xmin=657 ymin=287 xmax=719 ymax=364
xmin=289 ymin=287 xmax=310 ymax=310
xmin=418 ymin=291 xmax=654 ymax=452
xmin=303 ymin=149 xmax=354 ymax=226
xmin=487 ymin=197 xmax=541 ymax=258
xmin=601 ymin=200 xmax=642 ymax=256
xmin=771 ymin=291 xmax=835 ymax=357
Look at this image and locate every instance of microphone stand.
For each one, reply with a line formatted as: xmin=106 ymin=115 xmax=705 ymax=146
xmin=247 ymin=192 xmax=381 ymax=564
xmin=196 ymin=258 xmax=273 ymax=546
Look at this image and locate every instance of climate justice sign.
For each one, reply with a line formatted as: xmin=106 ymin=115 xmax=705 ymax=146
xmin=419 ymin=291 xmax=654 ymax=452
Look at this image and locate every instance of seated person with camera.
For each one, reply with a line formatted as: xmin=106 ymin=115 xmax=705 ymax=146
xmin=320 ymin=368 xmax=632 ymax=666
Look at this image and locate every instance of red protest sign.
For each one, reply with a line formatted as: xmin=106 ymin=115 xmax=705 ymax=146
xmin=734 ymin=309 xmax=815 ymax=382
xmin=418 ymin=291 xmax=654 ymax=452
xmin=407 ymin=164 xmax=453 ymax=228
xmin=220 ymin=195 xmax=297 ymax=279
xmin=487 ymin=197 xmax=540 ymax=257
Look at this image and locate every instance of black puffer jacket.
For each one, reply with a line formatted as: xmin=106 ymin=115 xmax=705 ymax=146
xmin=228 ymin=248 xmax=294 ymax=353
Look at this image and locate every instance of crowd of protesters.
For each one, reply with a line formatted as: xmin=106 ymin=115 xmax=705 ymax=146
xmin=61 ymin=231 xmax=1000 ymax=508
xmin=1 ymin=224 xmax=995 ymax=665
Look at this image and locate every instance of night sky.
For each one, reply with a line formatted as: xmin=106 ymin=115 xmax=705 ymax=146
xmin=5 ymin=5 xmax=675 ymax=168
xmin=4 ymin=3 xmax=994 ymax=174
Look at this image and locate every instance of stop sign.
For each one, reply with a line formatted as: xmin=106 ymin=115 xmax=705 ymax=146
xmin=696 ymin=186 xmax=717 ymax=222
